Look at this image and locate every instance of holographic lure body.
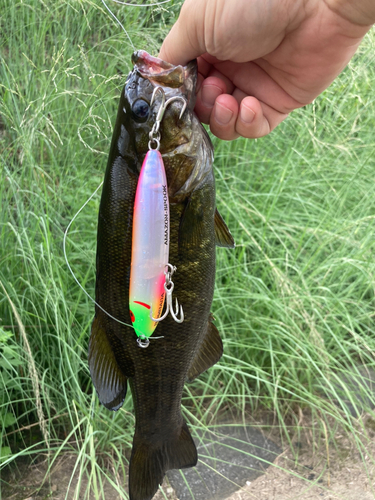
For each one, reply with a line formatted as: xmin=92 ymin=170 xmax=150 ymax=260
xmin=129 ymin=149 xmax=169 ymax=339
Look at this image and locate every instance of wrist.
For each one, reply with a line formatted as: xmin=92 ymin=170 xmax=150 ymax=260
xmin=325 ymin=0 xmax=375 ymax=26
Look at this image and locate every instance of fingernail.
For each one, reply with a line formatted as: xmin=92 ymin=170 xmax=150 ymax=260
xmin=240 ymin=104 xmax=255 ymax=124
xmin=215 ymin=102 xmax=233 ymax=125
xmin=201 ymin=84 xmax=222 ymax=108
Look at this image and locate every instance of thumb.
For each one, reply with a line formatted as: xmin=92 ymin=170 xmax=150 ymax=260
xmin=159 ymin=0 xmax=207 ymax=65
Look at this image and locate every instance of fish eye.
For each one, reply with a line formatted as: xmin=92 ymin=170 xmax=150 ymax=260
xmin=131 ymin=99 xmax=150 ymax=122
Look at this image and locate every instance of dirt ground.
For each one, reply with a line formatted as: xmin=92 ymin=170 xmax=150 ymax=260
xmin=228 ymin=438 xmax=375 ymax=500
xmin=227 ymin=413 xmax=375 ymax=500
xmin=2 ymin=414 xmax=375 ymax=500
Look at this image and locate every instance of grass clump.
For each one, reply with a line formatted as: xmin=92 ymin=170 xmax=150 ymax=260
xmin=1 ymin=0 xmax=375 ymax=497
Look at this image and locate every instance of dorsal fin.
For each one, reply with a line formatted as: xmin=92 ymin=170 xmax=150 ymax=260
xmin=88 ymin=315 xmax=127 ymax=411
xmin=214 ymin=209 xmax=235 ymax=248
xmin=187 ymin=314 xmax=223 ymax=382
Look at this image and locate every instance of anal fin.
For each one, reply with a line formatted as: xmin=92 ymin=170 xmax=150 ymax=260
xmin=168 ymin=421 xmax=198 ymax=470
xmin=88 ymin=315 xmax=127 ymax=411
xmin=187 ymin=314 xmax=223 ymax=382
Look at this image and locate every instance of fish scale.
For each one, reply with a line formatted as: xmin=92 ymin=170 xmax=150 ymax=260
xmin=88 ymin=50 xmax=234 ymax=500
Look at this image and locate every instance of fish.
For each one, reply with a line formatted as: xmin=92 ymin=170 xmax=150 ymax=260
xmin=89 ymin=50 xmax=235 ymax=500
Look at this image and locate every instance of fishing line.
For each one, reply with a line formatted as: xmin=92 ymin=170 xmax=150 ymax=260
xmin=63 ymin=183 xmax=164 ymax=340
xmin=63 ymin=181 xmax=132 ymax=329
xmin=111 ymin=0 xmax=171 ymax=6
xmin=67 ymin=0 xmax=176 ymax=337
xmin=101 ymin=0 xmax=135 ymax=50
xmin=101 ymin=0 xmax=172 ymax=50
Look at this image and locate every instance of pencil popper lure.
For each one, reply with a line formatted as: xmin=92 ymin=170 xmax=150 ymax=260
xmin=129 ymin=87 xmax=187 ymax=348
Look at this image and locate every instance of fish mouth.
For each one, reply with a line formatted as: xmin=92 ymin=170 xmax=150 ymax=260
xmin=131 ymin=50 xmax=197 ymax=108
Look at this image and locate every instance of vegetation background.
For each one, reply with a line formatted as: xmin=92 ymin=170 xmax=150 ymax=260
xmin=1 ymin=0 xmax=375 ymax=498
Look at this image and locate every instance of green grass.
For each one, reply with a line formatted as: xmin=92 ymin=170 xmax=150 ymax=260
xmin=1 ymin=0 xmax=375 ymax=497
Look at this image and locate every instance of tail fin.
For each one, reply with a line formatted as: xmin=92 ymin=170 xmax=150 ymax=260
xmin=129 ymin=421 xmax=197 ymax=500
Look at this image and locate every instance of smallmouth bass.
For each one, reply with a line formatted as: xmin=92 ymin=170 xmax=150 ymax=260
xmin=89 ymin=50 xmax=234 ymax=500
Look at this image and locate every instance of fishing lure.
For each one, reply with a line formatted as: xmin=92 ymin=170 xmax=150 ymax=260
xmin=129 ymin=87 xmax=186 ymax=348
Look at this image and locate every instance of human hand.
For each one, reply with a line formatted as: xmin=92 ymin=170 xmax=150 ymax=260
xmin=159 ymin=0 xmax=374 ymax=140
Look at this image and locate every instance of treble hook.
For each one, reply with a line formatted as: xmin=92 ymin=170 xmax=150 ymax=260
xmin=148 ymin=88 xmax=187 ymax=150
xmin=150 ymin=264 xmax=184 ymax=324
xmin=150 ymin=86 xmax=187 ymax=122
xmin=149 ymin=87 xmax=187 ymax=150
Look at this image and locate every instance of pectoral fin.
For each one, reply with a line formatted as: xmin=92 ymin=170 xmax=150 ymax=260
xmin=214 ymin=208 xmax=235 ymax=248
xmin=88 ymin=315 xmax=127 ymax=411
xmin=187 ymin=314 xmax=223 ymax=382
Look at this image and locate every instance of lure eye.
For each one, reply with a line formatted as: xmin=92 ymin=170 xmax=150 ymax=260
xmin=131 ymin=99 xmax=150 ymax=122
